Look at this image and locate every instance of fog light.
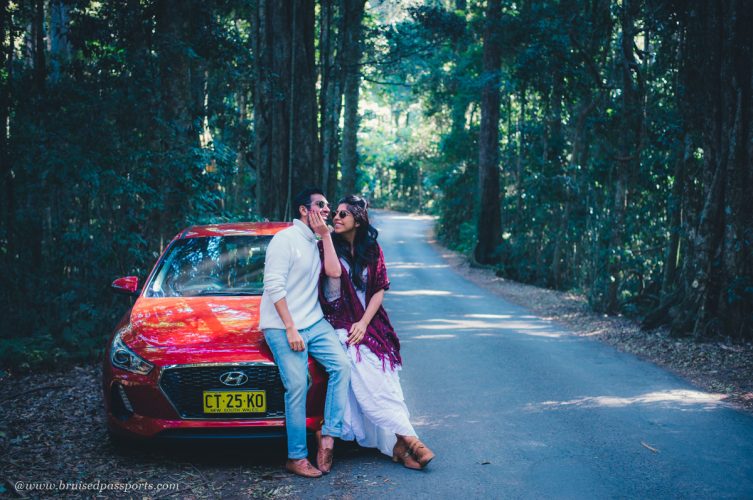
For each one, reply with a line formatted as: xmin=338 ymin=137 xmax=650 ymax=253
xmin=117 ymin=384 xmax=134 ymax=413
xmin=111 ymin=383 xmax=134 ymax=421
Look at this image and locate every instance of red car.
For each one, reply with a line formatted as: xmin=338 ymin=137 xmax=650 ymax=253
xmin=103 ymin=222 xmax=327 ymax=440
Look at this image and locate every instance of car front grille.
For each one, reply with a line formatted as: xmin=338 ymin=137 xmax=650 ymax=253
xmin=159 ymin=364 xmax=285 ymax=419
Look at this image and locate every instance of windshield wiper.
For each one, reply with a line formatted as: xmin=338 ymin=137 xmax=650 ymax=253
xmin=194 ymin=290 xmax=261 ymax=296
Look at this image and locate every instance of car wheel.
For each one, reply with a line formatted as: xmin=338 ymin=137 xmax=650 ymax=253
xmin=107 ymin=429 xmax=130 ymax=448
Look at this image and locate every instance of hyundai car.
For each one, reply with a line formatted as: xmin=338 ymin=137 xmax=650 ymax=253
xmin=103 ymin=222 xmax=327 ymax=440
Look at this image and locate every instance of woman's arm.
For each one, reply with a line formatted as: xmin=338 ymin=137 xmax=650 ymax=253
xmin=361 ymin=289 xmax=383 ymax=325
xmin=347 ymin=289 xmax=384 ymax=345
xmin=310 ymin=211 xmax=341 ymax=278
xmin=320 ymin=233 xmax=341 ymax=278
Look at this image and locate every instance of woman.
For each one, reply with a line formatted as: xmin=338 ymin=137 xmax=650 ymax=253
xmin=315 ymin=195 xmax=435 ymax=470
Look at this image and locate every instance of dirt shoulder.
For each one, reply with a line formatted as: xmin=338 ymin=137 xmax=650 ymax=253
xmin=0 ymin=365 xmax=296 ymax=499
xmin=0 ymin=364 xmax=378 ymax=499
xmin=428 ymin=233 xmax=753 ymax=415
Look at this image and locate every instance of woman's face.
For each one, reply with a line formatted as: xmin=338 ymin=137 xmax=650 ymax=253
xmin=332 ymin=203 xmax=358 ymax=235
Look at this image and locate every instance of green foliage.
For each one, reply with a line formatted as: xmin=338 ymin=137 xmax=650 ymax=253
xmin=0 ymin=0 xmax=257 ymax=372
xmin=362 ymin=0 xmax=705 ymax=323
xmin=360 ymin=1 xmax=480 ymax=220
xmin=4 ymin=0 xmax=750 ymax=370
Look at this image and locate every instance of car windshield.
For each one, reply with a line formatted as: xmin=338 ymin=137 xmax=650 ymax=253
xmin=145 ymin=235 xmax=271 ymax=297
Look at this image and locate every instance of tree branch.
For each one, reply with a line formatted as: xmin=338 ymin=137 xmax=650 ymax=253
xmin=361 ymin=76 xmax=413 ymax=87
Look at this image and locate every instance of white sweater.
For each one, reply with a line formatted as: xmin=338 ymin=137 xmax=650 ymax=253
xmin=259 ymin=219 xmax=324 ymax=330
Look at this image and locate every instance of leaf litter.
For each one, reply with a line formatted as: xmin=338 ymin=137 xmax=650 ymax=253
xmin=0 ymin=365 xmax=300 ymax=499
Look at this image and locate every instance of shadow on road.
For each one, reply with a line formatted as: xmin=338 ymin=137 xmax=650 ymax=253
xmin=107 ymin=434 xmax=374 ymax=467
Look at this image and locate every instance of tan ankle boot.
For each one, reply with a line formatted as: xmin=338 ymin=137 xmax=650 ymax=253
xmin=392 ymin=438 xmax=422 ymax=470
xmin=408 ymin=439 xmax=435 ymax=468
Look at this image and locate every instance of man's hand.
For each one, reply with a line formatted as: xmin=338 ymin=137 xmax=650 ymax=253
xmin=309 ymin=209 xmax=331 ymax=238
xmin=286 ymin=326 xmax=305 ymax=351
xmin=347 ymin=321 xmax=367 ymax=345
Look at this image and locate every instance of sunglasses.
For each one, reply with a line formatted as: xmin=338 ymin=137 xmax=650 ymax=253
xmin=334 ymin=210 xmax=351 ymax=219
xmin=307 ymin=200 xmax=331 ymax=210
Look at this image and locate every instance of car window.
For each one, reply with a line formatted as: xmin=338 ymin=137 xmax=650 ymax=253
xmin=146 ymin=235 xmax=271 ymax=297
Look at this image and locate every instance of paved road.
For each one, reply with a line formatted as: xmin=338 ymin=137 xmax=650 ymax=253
xmin=301 ymin=211 xmax=753 ymax=499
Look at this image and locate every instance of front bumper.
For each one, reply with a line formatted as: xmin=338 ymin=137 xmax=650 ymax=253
xmin=103 ymin=360 xmax=326 ymax=439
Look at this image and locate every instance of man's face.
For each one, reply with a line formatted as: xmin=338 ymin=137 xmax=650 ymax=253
xmin=303 ymin=193 xmax=331 ymax=222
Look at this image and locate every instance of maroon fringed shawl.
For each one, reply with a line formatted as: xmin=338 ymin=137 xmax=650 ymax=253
xmin=317 ymin=241 xmax=402 ymax=369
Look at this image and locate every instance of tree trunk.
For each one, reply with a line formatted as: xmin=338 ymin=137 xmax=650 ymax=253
xmin=233 ymin=90 xmax=250 ymax=213
xmin=155 ymin=0 xmax=194 ymax=242
xmin=551 ymin=102 xmax=585 ymax=289
xmin=32 ymin=0 xmax=45 ymax=91
xmin=157 ymin=0 xmax=194 ymax=144
xmin=253 ymin=0 xmax=320 ymax=219
xmin=189 ymin=4 xmax=210 ymax=144
xmin=25 ymin=0 xmax=46 ymax=270
xmin=49 ymin=0 xmax=71 ymax=82
xmin=546 ymin=68 xmax=564 ymax=167
xmin=547 ymin=64 xmax=569 ymax=288
xmin=320 ymin=0 xmax=345 ymax=198
xmin=474 ymin=0 xmax=502 ymax=265
xmin=289 ymin=0 xmax=319 ymax=199
xmin=0 ymin=0 xmax=12 ymax=263
xmin=670 ymin=0 xmax=753 ymax=340
xmin=601 ymin=0 xmax=643 ymax=314
xmin=642 ymin=133 xmax=690 ymax=331
xmin=515 ymin=84 xmax=525 ymax=232
xmin=660 ymin=133 xmax=690 ymax=301
xmin=339 ymin=0 xmax=366 ymax=197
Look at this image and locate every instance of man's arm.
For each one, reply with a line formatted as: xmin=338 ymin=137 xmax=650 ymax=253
xmin=263 ymin=235 xmax=291 ymax=305
xmin=273 ymin=298 xmax=305 ymax=351
xmin=263 ymin=234 xmax=304 ymax=351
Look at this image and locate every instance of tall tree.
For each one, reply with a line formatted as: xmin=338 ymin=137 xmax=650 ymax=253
xmin=48 ymin=0 xmax=71 ymax=81
xmin=0 ymin=0 xmax=11 ymax=264
xmin=155 ymin=0 xmax=196 ymax=244
xmin=253 ymin=0 xmax=319 ymax=219
xmin=474 ymin=0 xmax=502 ymax=265
xmin=320 ymin=0 xmax=345 ymax=198
xmin=339 ymin=0 xmax=366 ymax=196
xmin=1 ymin=0 xmax=274 ymax=369
xmin=602 ymin=0 xmax=644 ymax=314
xmin=32 ymin=0 xmax=45 ymax=91
xmin=670 ymin=0 xmax=753 ymax=339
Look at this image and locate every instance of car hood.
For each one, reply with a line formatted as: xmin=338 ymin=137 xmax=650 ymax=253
xmin=121 ymin=296 xmax=274 ymax=366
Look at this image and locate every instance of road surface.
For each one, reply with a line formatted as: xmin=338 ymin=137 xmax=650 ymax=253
xmin=300 ymin=210 xmax=753 ymax=499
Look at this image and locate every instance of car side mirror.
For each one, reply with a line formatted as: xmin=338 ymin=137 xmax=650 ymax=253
xmin=111 ymin=276 xmax=140 ymax=296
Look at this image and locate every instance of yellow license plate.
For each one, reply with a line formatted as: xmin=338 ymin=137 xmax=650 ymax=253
xmin=202 ymin=390 xmax=266 ymax=414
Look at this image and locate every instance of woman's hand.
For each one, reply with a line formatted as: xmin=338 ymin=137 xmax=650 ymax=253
xmin=347 ymin=321 xmax=368 ymax=345
xmin=309 ymin=209 xmax=331 ymax=238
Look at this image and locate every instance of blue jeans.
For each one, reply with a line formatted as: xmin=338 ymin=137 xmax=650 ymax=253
xmin=263 ymin=318 xmax=350 ymax=459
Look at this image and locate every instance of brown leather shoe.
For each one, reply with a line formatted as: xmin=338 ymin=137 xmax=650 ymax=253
xmin=316 ymin=430 xmax=334 ymax=474
xmin=285 ymin=458 xmax=322 ymax=478
xmin=392 ymin=438 xmax=421 ymax=470
xmin=408 ymin=439 xmax=435 ymax=468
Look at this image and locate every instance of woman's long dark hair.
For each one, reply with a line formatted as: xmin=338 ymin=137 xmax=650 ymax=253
xmin=332 ymin=195 xmax=379 ymax=291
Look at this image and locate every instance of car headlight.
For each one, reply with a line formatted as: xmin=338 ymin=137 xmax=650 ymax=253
xmin=110 ymin=329 xmax=153 ymax=375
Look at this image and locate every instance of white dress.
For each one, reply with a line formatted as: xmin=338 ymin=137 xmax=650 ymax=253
xmin=327 ymin=258 xmax=417 ymax=457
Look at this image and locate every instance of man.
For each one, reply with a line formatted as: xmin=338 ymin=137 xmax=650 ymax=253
xmin=260 ymin=187 xmax=350 ymax=478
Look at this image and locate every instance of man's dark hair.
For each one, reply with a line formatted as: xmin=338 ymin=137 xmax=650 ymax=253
xmin=292 ymin=187 xmax=324 ymax=219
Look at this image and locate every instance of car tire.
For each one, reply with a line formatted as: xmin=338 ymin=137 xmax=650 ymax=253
xmin=107 ymin=429 xmax=130 ymax=448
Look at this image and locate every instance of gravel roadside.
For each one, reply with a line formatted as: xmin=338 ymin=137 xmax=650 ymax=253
xmin=0 ymin=363 xmax=302 ymax=499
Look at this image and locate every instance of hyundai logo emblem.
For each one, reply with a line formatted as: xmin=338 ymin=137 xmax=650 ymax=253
xmin=219 ymin=371 xmax=248 ymax=386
